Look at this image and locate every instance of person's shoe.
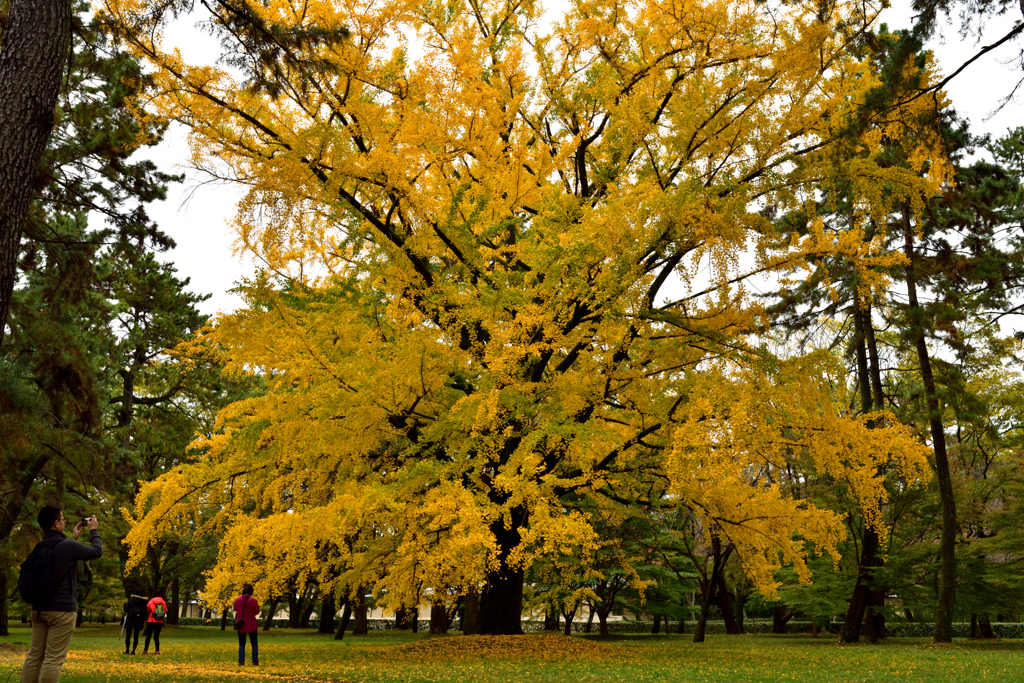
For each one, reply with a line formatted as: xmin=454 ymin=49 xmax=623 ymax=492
xmin=154 ymin=651 xmax=161 ymax=655
xmin=142 ymin=651 xmax=148 ymax=655
xmin=124 ymin=650 xmax=130 ymax=655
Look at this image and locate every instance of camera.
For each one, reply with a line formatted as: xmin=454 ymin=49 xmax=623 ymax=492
xmin=81 ymin=515 xmax=94 ymax=525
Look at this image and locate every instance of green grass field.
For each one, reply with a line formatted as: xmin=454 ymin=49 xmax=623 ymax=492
xmin=3 ymin=625 xmax=1024 ymax=682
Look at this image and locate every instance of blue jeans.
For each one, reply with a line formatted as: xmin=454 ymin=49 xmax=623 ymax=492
xmin=237 ymin=630 xmax=258 ymax=665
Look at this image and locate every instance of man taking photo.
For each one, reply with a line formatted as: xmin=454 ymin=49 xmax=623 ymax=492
xmin=19 ymin=505 xmax=102 ymax=683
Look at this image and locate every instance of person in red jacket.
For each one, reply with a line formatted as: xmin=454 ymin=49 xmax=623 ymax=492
xmin=142 ymin=591 xmax=168 ymax=655
xmin=233 ymin=585 xmax=261 ymax=666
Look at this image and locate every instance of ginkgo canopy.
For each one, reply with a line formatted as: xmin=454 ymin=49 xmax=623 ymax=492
xmin=108 ymin=0 xmax=940 ymax=634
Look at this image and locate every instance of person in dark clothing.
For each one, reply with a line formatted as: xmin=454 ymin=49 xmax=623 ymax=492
xmin=122 ymin=595 xmax=148 ymax=655
xmin=233 ymin=584 xmax=261 ymax=666
xmin=142 ymin=591 xmax=168 ymax=654
xmin=20 ymin=505 xmax=102 ymax=683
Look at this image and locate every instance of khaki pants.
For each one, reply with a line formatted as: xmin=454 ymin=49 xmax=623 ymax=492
xmin=20 ymin=610 xmax=77 ymax=683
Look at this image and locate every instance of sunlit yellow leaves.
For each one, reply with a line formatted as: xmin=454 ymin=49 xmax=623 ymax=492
xmin=110 ymin=0 xmax=943 ymax=609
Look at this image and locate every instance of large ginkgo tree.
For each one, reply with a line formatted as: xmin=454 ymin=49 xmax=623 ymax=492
xmin=108 ymin=0 xmax=941 ymax=634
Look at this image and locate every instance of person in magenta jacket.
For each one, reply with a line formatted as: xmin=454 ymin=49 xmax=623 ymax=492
xmin=233 ymin=585 xmax=261 ymax=666
xmin=142 ymin=591 xmax=168 ymax=654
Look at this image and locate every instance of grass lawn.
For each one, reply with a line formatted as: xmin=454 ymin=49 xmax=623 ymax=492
xmin=3 ymin=624 xmax=1024 ymax=682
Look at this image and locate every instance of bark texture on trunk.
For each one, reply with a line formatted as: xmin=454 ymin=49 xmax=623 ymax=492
xmin=461 ymin=587 xmax=478 ymax=634
xmin=903 ymin=207 xmax=957 ymax=643
xmin=318 ymin=592 xmax=336 ymax=634
xmin=714 ymin=572 xmax=740 ymax=635
xmin=772 ymin=605 xmax=794 ymax=634
xmin=476 ymin=508 xmax=526 ymax=635
xmin=840 ymin=524 xmax=879 ymax=643
xmin=694 ymin=538 xmax=730 ymax=643
xmin=429 ymin=602 xmax=448 ymax=635
xmin=0 ymin=0 xmax=72 ymax=347
xmin=353 ymin=592 xmax=368 ymax=635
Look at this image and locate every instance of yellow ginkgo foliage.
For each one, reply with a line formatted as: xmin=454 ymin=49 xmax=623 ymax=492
xmin=108 ymin=0 xmax=939 ymax=633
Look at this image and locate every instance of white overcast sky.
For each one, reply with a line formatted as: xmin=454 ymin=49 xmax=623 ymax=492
xmin=136 ymin=2 xmax=1024 ymax=318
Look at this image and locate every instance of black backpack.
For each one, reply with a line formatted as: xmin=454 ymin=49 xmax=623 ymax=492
xmin=17 ymin=536 xmax=69 ymax=608
xmin=127 ymin=596 xmax=147 ymax=621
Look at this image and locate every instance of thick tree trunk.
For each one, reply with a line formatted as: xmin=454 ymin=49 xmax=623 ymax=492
xmin=596 ymin=609 xmax=610 ymax=638
xmin=0 ymin=0 xmax=72 ymax=347
xmin=395 ymin=605 xmax=415 ymax=630
xmin=220 ymin=610 xmax=228 ymax=631
xmin=476 ymin=507 xmax=527 ymax=635
xmin=902 ymin=207 xmax=957 ymax=644
xmin=461 ymin=587 xmax=479 ymax=634
xmin=772 ymin=605 xmax=794 ymax=634
xmin=714 ymin=572 xmax=740 ymax=635
xmin=840 ymin=524 xmax=880 ymax=643
xmin=677 ymin=617 xmax=685 ymax=634
xmin=318 ymin=591 xmax=336 ymax=634
xmin=652 ymin=614 xmax=661 ymax=634
xmin=334 ymin=601 xmax=352 ymax=641
xmin=352 ymin=591 xmax=368 ymax=636
xmin=429 ymin=602 xmax=448 ymax=635
xmin=299 ymin=599 xmax=316 ymax=629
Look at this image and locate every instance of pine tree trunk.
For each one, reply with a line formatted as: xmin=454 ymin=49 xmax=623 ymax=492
xmin=0 ymin=0 xmax=72 ymax=348
xmin=902 ymin=206 xmax=957 ymax=644
xmin=840 ymin=524 xmax=880 ymax=643
xmin=318 ymin=592 xmax=336 ymax=634
xmin=651 ymin=614 xmax=661 ymax=634
xmin=841 ymin=303 xmax=887 ymax=644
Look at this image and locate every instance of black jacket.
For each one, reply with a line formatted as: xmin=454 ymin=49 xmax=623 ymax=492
xmin=38 ymin=529 xmax=102 ymax=612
